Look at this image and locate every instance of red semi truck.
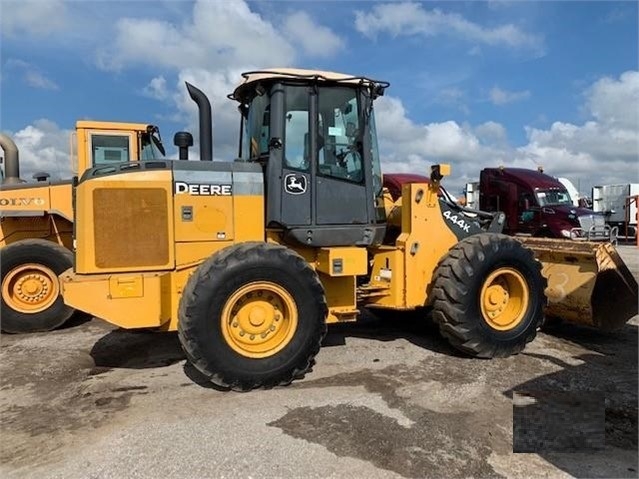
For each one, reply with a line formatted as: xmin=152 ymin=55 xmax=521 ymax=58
xmin=383 ymin=167 xmax=613 ymax=241
xmin=467 ymin=168 xmax=613 ymax=241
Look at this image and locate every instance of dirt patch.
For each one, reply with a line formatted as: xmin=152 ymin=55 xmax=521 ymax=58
xmin=270 ymin=403 xmax=503 ymax=479
xmin=0 ymin=332 xmax=160 ymax=469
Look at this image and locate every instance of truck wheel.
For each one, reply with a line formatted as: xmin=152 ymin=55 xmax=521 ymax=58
xmin=178 ymin=242 xmax=328 ymax=391
xmin=431 ymin=233 xmax=545 ymax=358
xmin=1 ymin=239 xmax=75 ymax=333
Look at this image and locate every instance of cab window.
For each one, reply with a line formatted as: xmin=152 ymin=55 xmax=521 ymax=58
xmin=317 ymin=87 xmax=363 ymax=183
xmin=283 ymin=87 xmax=310 ymax=172
xmin=284 ymin=110 xmax=309 ymax=171
xmin=91 ymin=135 xmax=130 ymax=165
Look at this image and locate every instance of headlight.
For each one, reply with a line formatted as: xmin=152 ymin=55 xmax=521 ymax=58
xmin=560 ymin=229 xmax=573 ymax=238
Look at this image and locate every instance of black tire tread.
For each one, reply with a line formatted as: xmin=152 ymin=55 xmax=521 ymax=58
xmin=431 ymin=233 xmax=545 ymax=358
xmin=178 ymin=242 xmax=327 ymax=391
xmin=1 ymin=239 xmax=74 ymax=333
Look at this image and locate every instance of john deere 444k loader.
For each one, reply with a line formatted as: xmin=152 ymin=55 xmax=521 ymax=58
xmin=59 ymin=69 xmax=637 ymax=391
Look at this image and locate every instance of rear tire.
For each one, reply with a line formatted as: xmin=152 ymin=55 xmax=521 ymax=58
xmin=431 ymin=233 xmax=545 ymax=358
xmin=1 ymin=239 xmax=75 ymax=333
xmin=178 ymin=242 xmax=328 ymax=391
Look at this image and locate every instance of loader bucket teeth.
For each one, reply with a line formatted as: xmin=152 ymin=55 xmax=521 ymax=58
xmin=515 ymin=238 xmax=638 ymax=330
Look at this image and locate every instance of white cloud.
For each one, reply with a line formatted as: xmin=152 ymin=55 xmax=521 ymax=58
xmin=5 ymin=59 xmax=59 ymax=90
xmin=2 ymin=1 xmax=342 ymax=71
xmin=1 ymin=0 xmax=343 ymax=174
xmin=23 ymin=71 xmax=58 ymax=91
xmin=374 ymin=96 xmax=512 ymax=192
xmin=515 ymin=71 xmax=639 ymax=190
xmin=143 ymin=76 xmax=169 ymax=100
xmin=1 ymin=0 xmax=69 ymax=37
xmin=3 ymin=1 xmax=634 ymax=199
xmin=489 ymin=86 xmax=530 ymax=105
xmin=586 ymin=70 xmax=639 ymax=129
xmin=9 ymin=120 xmax=73 ymax=181
xmin=371 ymin=71 xmax=638 ymax=194
xmin=282 ymin=11 xmax=344 ymax=57
xmin=89 ymin=1 xmax=343 ymax=165
xmin=474 ymin=121 xmax=508 ymax=145
xmin=95 ymin=1 xmax=320 ymax=72
xmin=354 ymin=2 xmax=544 ymax=54
xmin=169 ymin=68 xmax=249 ymax=162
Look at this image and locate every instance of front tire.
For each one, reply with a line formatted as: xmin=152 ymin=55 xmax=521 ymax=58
xmin=431 ymin=233 xmax=545 ymax=358
xmin=1 ymin=239 xmax=75 ymax=333
xmin=178 ymin=242 xmax=328 ymax=391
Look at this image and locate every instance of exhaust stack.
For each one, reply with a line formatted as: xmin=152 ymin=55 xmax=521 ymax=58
xmin=185 ymin=82 xmax=213 ymax=161
xmin=0 ymin=133 xmax=21 ymax=184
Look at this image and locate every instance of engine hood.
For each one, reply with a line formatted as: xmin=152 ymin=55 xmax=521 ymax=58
xmin=543 ymin=205 xmax=601 ymax=217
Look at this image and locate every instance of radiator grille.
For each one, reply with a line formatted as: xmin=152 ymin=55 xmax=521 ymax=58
xmin=578 ymin=214 xmax=605 ymax=231
xmin=93 ymin=188 xmax=169 ymax=268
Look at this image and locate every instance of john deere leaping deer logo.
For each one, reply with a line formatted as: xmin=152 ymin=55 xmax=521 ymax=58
xmin=284 ymin=174 xmax=307 ymax=195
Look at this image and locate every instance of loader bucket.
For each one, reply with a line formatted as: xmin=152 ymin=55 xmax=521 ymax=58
xmin=516 ymin=238 xmax=638 ymax=331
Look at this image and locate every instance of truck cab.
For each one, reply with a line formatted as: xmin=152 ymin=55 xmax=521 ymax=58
xmin=478 ymin=167 xmax=612 ymax=241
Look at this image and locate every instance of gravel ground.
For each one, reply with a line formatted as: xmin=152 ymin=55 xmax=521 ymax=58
xmin=1 ymin=245 xmax=637 ymax=478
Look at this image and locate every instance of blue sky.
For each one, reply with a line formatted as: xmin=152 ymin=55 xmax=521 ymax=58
xmin=1 ymin=0 xmax=638 ymax=193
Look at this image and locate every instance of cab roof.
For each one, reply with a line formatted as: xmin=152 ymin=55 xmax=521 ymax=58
xmin=483 ymin=167 xmax=565 ymax=190
xmin=75 ymin=121 xmax=153 ymax=132
xmin=230 ymin=68 xmax=389 ymax=102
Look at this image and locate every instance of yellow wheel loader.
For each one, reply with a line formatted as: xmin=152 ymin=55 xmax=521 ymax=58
xmin=0 ymin=121 xmax=166 ymax=333
xmin=59 ymin=70 xmax=638 ymax=391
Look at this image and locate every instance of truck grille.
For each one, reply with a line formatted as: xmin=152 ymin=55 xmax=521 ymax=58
xmin=578 ymin=214 xmax=605 ymax=231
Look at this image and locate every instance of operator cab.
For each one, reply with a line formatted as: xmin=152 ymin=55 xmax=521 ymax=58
xmin=231 ymin=68 xmax=389 ymax=247
xmin=78 ymin=123 xmax=166 ymax=169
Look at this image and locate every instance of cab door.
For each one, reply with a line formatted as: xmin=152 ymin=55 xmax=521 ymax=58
xmin=278 ymin=88 xmax=312 ymax=227
xmin=315 ymin=90 xmax=367 ymax=225
xmin=516 ymin=190 xmax=540 ymax=235
xmin=265 ymin=82 xmax=382 ymax=246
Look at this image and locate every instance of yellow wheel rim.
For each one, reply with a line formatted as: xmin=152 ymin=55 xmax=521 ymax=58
xmin=221 ymin=281 xmax=298 ymax=359
xmin=480 ymin=267 xmax=529 ymax=331
xmin=1 ymin=263 xmax=60 ymax=314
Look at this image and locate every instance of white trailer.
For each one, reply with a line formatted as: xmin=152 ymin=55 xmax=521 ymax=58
xmin=557 ymin=177 xmax=581 ymax=207
xmin=465 ymin=181 xmax=480 ymax=210
xmin=592 ymin=183 xmax=639 ymax=237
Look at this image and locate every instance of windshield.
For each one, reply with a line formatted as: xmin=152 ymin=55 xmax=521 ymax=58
xmin=536 ymin=189 xmax=573 ymax=207
xmin=367 ymin=104 xmax=382 ymax=197
xmin=317 ymin=87 xmax=364 ymax=182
